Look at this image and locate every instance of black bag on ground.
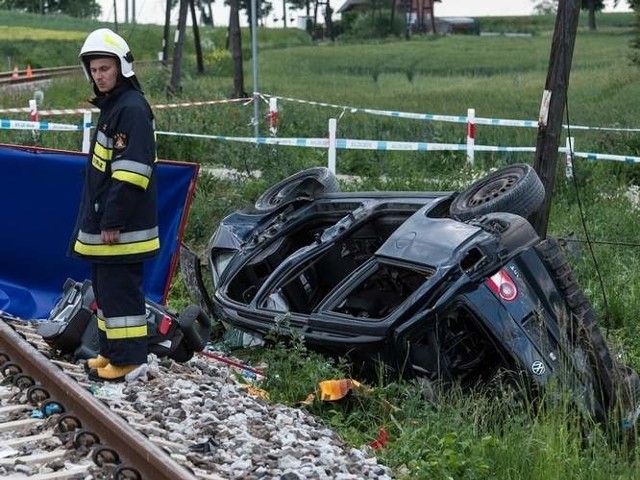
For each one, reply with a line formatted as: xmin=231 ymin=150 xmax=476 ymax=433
xmin=37 ymin=278 xmax=212 ymax=363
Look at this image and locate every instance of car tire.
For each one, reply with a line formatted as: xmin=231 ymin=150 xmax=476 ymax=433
xmin=540 ymin=238 xmax=640 ymax=430
xmin=177 ymin=304 xmax=212 ymax=351
xmin=254 ymin=167 xmax=340 ymax=212
xmin=535 ymin=237 xmax=620 ymax=420
xmin=449 ymin=163 xmax=545 ymax=221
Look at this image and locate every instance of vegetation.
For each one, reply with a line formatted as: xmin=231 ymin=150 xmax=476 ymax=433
xmin=3 ymin=10 xmax=640 ymax=479
xmin=0 ymin=0 xmax=101 ymax=17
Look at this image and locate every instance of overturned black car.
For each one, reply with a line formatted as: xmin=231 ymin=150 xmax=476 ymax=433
xmin=182 ymin=164 xmax=640 ymax=430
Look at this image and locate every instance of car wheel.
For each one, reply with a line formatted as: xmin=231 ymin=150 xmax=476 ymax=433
xmin=254 ymin=167 xmax=340 ymax=212
xmin=535 ymin=237 xmax=620 ymax=421
xmin=546 ymin=245 xmax=640 ymax=436
xmin=177 ymin=304 xmax=212 ymax=351
xmin=449 ymin=163 xmax=545 ymax=221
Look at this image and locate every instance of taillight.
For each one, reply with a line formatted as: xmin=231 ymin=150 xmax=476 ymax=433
xmin=486 ymin=268 xmax=518 ymax=301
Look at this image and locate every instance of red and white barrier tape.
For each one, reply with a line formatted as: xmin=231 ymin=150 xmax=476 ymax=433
xmin=0 ymin=97 xmax=253 ymax=116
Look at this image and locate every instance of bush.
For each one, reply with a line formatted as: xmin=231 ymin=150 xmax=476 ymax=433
xmin=347 ymin=10 xmax=405 ymax=39
xmin=204 ymin=48 xmax=233 ymax=76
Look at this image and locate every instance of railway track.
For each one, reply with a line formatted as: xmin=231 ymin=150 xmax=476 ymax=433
xmin=0 ymin=316 xmax=222 ymax=480
xmin=0 ymin=313 xmax=393 ymax=480
xmin=0 ymin=65 xmax=81 ymax=85
xmin=0 ymin=62 xmax=163 ymax=86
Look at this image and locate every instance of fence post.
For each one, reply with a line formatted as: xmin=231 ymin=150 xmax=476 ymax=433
xmin=268 ymin=97 xmax=278 ymax=136
xmin=82 ymin=111 xmax=92 ymax=153
xmin=28 ymin=99 xmax=38 ymax=122
xmin=466 ymin=108 xmax=475 ymax=165
xmin=328 ymin=118 xmax=337 ymax=174
xmin=28 ymin=99 xmax=39 ymax=141
xmin=564 ymin=136 xmax=574 ymax=180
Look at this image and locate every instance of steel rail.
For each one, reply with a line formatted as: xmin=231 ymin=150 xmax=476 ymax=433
xmin=0 ymin=61 xmax=162 ymax=82
xmin=0 ymin=65 xmax=80 ymax=82
xmin=0 ymin=319 xmax=197 ymax=480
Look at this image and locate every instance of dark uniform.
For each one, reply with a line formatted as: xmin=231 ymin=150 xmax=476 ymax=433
xmin=70 ymin=82 xmax=159 ymax=367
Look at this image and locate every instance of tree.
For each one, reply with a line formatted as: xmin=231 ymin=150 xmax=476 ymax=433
xmin=239 ymin=0 xmax=273 ymax=27
xmin=533 ymin=1 xmax=558 ymax=15
xmin=281 ymin=0 xmax=317 ymax=35
xmin=281 ymin=0 xmax=287 ymax=27
xmin=0 ymin=0 xmax=41 ymax=13
xmin=162 ymin=0 xmax=172 ymax=65
xmin=189 ymin=0 xmax=204 ymax=73
xmin=228 ymin=0 xmax=247 ymax=97
xmin=168 ymin=0 xmax=189 ymax=95
xmin=583 ymin=0 xmax=605 ymax=30
xmin=533 ymin=0 xmax=606 ymax=30
xmin=288 ymin=0 xmax=310 ymax=21
xmin=324 ymin=2 xmax=333 ymax=40
xmin=198 ymin=0 xmax=215 ymax=26
xmin=630 ymin=0 xmax=640 ymax=66
xmin=180 ymin=0 xmax=216 ymax=26
xmin=0 ymin=0 xmax=101 ymax=17
xmin=57 ymin=0 xmax=101 ymax=17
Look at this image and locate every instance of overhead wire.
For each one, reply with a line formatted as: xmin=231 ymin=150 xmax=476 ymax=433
xmin=561 ymin=6 xmax=611 ymax=330
xmin=561 ymin=237 xmax=640 ymax=249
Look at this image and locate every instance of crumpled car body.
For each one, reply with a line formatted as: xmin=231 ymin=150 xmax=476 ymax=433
xmin=183 ymin=164 xmax=640 ymax=429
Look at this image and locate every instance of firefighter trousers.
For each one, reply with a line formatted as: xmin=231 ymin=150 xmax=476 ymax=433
xmin=90 ymin=262 xmax=148 ymax=365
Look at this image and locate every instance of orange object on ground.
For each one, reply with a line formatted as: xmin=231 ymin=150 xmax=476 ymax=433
xmin=318 ymin=379 xmax=369 ymax=401
xmin=26 ymin=64 xmax=32 ymax=78
xmin=301 ymin=378 xmax=372 ymax=405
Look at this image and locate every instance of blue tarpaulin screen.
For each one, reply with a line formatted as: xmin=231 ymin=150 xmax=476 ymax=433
xmin=0 ymin=145 xmax=198 ymax=319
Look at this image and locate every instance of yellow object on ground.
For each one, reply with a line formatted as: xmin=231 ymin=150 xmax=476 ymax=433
xmin=86 ymin=355 xmax=110 ymax=369
xmin=240 ymin=385 xmax=270 ymax=400
xmin=92 ymin=363 xmax=140 ymax=381
xmin=302 ymin=379 xmax=371 ymax=405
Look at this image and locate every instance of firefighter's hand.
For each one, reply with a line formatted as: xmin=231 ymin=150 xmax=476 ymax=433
xmin=101 ymin=230 xmax=120 ymax=244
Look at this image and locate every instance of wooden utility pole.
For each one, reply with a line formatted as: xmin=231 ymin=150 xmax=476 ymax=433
xmin=169 ymin=0 xmax=189 ymax=96
xmin=529 ymin=0 xmax=581 ymax=238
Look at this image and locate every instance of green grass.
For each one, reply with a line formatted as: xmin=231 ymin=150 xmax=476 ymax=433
xmin=4 ymin=9 xmax=640 ymax=478
xmin=0 ymin=9 xmax=312 ymax=71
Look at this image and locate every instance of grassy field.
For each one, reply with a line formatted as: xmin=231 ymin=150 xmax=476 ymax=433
xmin=3 ymin=9 xmax=640 ymax=478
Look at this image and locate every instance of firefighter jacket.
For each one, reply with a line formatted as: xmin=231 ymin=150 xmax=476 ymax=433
xmin=70 ymin=82 xmax=160 ymax=263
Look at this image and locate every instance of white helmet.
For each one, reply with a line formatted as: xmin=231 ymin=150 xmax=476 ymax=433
xmin=79 ymin=28 xmax=135 ymax=81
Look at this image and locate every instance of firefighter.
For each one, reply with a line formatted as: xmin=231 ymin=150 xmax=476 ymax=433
xmin=69 ymin=28 xmax=159 ymax=382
